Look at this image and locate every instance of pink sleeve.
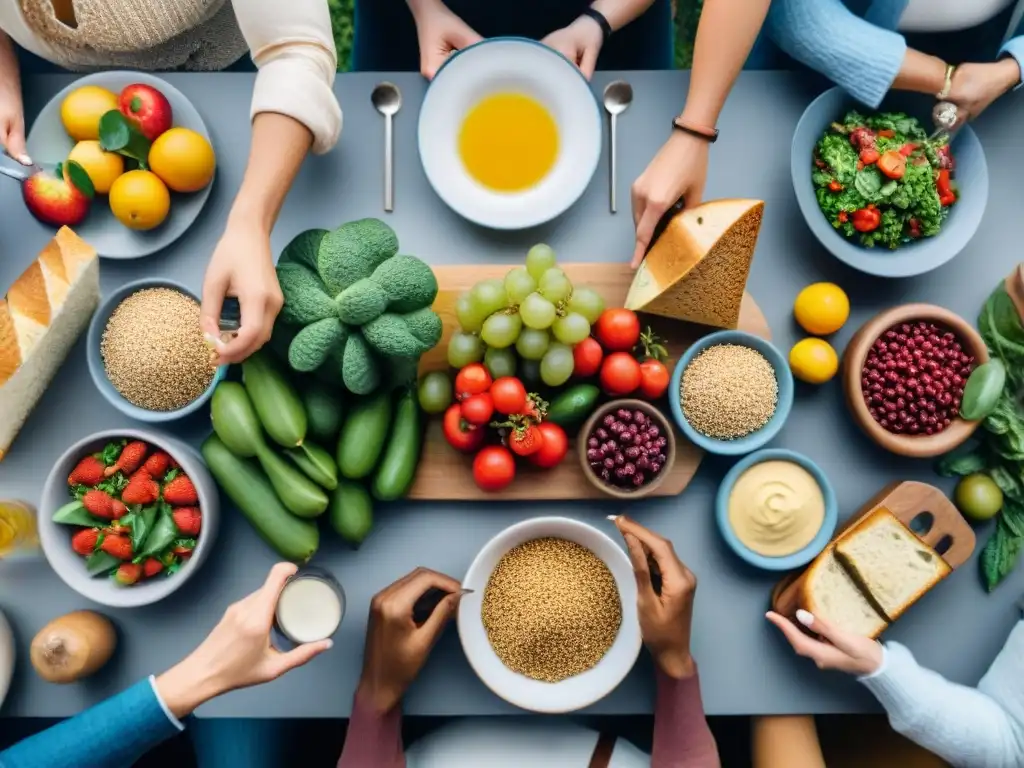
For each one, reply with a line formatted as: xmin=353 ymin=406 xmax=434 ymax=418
xmin=651 ymin=667 xmax=721 ymax=768
xmin=337 ymin=692 xmax=405 ymax=768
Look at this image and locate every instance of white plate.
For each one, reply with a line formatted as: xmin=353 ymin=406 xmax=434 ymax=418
xmin=27 ymin=71 xmax=214 ymax=259
xmin=418 ymin=38 xmax=602 ymax=230
xmin=458 ymin=516 xmax=641 ymax=713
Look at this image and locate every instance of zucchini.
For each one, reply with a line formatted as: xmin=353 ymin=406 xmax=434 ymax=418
xmin=547 ymin=384 xmax=601 ymax=428
xmin=210 ymin=382 xmax=263 ymax=457
xmin=201 ymin=435 xmax=319 ymax=563
xmin=330 ymin=480 xmax=374 ymax=546
xmin=372 ymin=390 xmax=423 ymax=501
xmin=286 ymin=442 xmax=339 ymax=491
xmin=241 ymin=350 xmax=307 ymax=448
xmin=337 ymin=392 xmax=392 ymax=479
xmin=256 ymin=447 xmax=329 ymax=518
xmin=302 ymin=382 xmax=344 ymax=444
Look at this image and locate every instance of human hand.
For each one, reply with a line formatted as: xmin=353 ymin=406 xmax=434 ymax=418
xmin=948 ymin=59 xmax=1021 ymax=121
xmin=629 ymin=131 xmax=710 ymax=268
xmin=612 ymin=515 xmax=697 ymax=679
xmin=541 ymin=16 xmax=604 ymax=80
xmin=155 ymin=563 xmax=332 ymax=717
xmin=412 ymin=0 xmax=483 ymax=80
xmin=766 ymin=609 xmax=883 ymax=676
xmin=0 ymin=79 xmax=28 ymax=165
xmin=357 ymin=567 xmax=463 ymax=714
xmin=200 ymin=217 xmax=283 ymax=364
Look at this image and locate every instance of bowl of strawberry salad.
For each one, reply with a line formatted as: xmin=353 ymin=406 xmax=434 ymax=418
xmin=38 ymin=428 xmax=219 ymax=608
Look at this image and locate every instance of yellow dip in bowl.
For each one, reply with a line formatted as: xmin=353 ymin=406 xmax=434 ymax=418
xmin=726 ymin=460 xmax=825 ymax=557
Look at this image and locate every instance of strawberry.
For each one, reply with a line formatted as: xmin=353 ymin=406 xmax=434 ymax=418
xmin=71 ymin=528 xmax=100 ymax=556
xmin=82 ymin=490 xmax=118 ymax=519
xmin=142 ymin=451 xmax=171 ymax=479
xmin=104 ymin=520 xmax=132 ymax=537
xmin=99 ymin=534 xmax=133 ymax=560
xmin=142 ymin=558 xmax=164 ymax=578
xmin=172 ymin=507 xmax=201 ymax=536
xmin=163 ymin=474 xmax=198 ymax=506
xmin=121 ymin=470 xmax=159 ymax=505
xmin=104 ymin=440 xmax=148 ymax=477
xmin=111 ymin=499 xmax=128 ymax=519
xmin=68 ymin=456 xmax=106 ymax=487
xmin=115 ymin=562 xmax=142 ymax=585
xmin=173 ymin=542 xmax=195 ymax=557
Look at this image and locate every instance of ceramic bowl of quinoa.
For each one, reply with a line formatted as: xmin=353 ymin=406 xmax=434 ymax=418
xmin=458 ymin=516 xmax=641 ymax=713
xmin=86 ymin=278 xmax=226 ymax=422
xmin=670 ymin=330 xmax=794 ymax=456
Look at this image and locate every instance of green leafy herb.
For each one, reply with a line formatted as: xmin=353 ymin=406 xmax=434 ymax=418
xmin=172 ymin=537 xmax=197 ymax=550
xmin=64 ymin=160 xmax=95 ymax=199
xmin=97 ymin=109 xmax=151 ymax=167
xmin=139 ymin=503 xmax=177 ymax=558
xmin=98 ymin=440 xmax=126 ymax=466
xmin=936 ymin=448 xmax=987 ymax=477
xmin=164 ymin=467 xmax=180 ymax=482
xmin=854 ymin=167 xmax=883 ymax=200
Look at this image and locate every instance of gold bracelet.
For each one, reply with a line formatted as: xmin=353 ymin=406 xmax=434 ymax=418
xmin=936 ymin=64 xmax=956 ymax=100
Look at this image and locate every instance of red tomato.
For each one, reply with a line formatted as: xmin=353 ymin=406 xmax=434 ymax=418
xmin=851 ymin=206 xmax=881 ymax=233
xmin=454 ymin=364 xmax=492 ymax=398
xmin=573 ymin=337 xmax=604 ymax=378
xmin=877 ymin=150 xmax=906 ymax=180
xmin=461 ymin=393 xmax=494 ymax=425
xmin=442 ymin=404 xmax=485 ymax=452
xmin=858 ymin=148 xmax=879 ymax=165
xmin=876 ymin=128 xmax=895 ymax=138
xmin=528 ymin=422 xmax=569 ymax=469
xmin=639 ymin=359 xmax=670 ymax=399
xmin=473 ymin=446 xmax=516 ymax=492
xmin=600 ymin=352 xmax=642 ymax=395
xmin=595 ymin=309 xmax=641 ymax=352
xmin=508 ymin=424 xmax=544 ymax=456
xmin=490 ymin=377 xmax=528 ymax=415
xmin=899 ymin=143 xmax=917 ymax=156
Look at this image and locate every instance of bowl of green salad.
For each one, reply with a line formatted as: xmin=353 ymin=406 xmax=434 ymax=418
xmin=792 ymin=87 xmax=988 ymax=278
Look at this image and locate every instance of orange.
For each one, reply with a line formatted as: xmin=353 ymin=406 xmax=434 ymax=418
xmin=60 ymin=86 xmax=118 ymax=141
xmin=67 ymin=140 xmax=124 ymax=194
xmin=108 ymin=170 xmax=170 ymax=231
xmin=148 ymin=127 xmax=216 ymax=193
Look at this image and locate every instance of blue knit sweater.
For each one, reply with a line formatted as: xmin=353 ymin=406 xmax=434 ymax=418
xmin=766 ymin=0 xmax=1024 ymax=107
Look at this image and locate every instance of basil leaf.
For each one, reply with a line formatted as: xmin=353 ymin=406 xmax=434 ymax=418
xmin=99 ymin=110 xmax=130 ymax=152
xmin=64 ymin=160 xmax=94 ymax=199
xmin=854 ymin=167 xmax=883 ymax=200
xmin=140 ymin=503 xmax=177 ymax=558
xmin=935 ymin=450 xmax=987 ymax=478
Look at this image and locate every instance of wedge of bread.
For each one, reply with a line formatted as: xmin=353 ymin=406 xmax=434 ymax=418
xmin=834 ymin=508 xmax=951 ymax=622
xmin=800 ymin=548 xmax=888 ymax=639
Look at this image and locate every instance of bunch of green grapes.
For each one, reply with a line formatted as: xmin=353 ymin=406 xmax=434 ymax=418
xmin=446 ymin=244 xmax=604 ymax=387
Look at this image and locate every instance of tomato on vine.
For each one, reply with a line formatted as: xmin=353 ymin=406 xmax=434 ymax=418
xmin=442 ymin=404 xmax=485 ymax=452
xmin=473 ymin=446 xmax=516 ymax=492
xmin=595 ymin=308 xmax=641 ymax=351
xmin=528 ymin=422 xmax=569 ymax=468
xmin=461 ymin=393 xmax=494 ymax=425
xmin=454 ymin=364 xmax=492 ymax=399
xmin=508 ymin=424 xmax=544 ymax=456
xmin=572 ymin=337 xmax=604 ymax=378
xmin=490 ymin=377 xmax=528 ymax=415
xmin=636 ymin=326 xmax=670 ymax=398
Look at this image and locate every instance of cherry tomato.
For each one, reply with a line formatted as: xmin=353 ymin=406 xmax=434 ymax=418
xmin=473 ymin=446 xmax=516 ymax=492
xmin=600 ymin=352 xmax=642 ymax=395
xmin=461 ymin=393 xmax=494 ymax=425
xmin=573 ymin=337 xmax=604 ymax=378
xmin=454 ymin=364 xmax=492 ymax=399
xmin=876 ymin=128 xmax=895 ymax=139
xmin=490 ymin=377 xmax=528 ymax=415
xmin=858 ymin=148 xmax=879 ymax=165
xmin=595 ymin=309 xmax=641 ymax=352
xmin=936 ymin=169 xmax=954 ymax=198
xmin=527 ymin=422 xmax=569 ymax=469
xmin=442 ymin=404 xmax=485 ymax=453
xmin=851 ymin=206 xmax=881 ymax=233
xmin=899 ymin=143 xmax=917 ymax=157
xmin=877 ymin=150 xmax=906 ymax=180
xmin=508 ymin=424 xmax=544 ymax=457
xmin=827 ymin=179 xmax=843 ymax=192
xmin=639 ymin=359 xmax=670 ymax=399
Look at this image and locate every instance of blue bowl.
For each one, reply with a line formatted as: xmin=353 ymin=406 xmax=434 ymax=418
xmin=670 ymin=330 xmax=793 ymax=456
xmin=715 ymin=449 xmax=838 ymax=571
xmin=791 ymin=87 xmax=988 ymax=278
xmin=87 ymin=278 xmax=227 ymax=422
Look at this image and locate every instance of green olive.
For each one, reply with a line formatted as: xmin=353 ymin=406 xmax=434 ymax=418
xmin=954 ymin=473 xmax=1004 ymax=522
xmin=417 ymin=371 xmax=453 ymax=415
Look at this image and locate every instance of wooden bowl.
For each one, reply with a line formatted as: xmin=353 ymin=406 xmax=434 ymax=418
xmin=577 ymin=399 xmax=677 ymax=499
xmin=842 ymin=303 xmax=989 ymax=458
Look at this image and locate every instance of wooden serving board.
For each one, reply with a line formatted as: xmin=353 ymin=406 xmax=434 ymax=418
xmin=771 ymin=480 xmax=976 ymax=620
xmin=409 ymin=262 xmax=771 ymax=501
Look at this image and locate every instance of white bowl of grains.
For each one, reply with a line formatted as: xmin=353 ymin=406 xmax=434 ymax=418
xmin=87 ymin=279 xmax=226 ymax=422
xmin=458 ymin=516 xmax=641 ymax=713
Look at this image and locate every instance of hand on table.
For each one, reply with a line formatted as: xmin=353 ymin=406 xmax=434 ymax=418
xmin=612 ymin=515 xmax=697 ymax=679
xmin=949 ymin=59 xmax=1021 ymax=121
xmin=200 ymin=218 xmax=283 ymax=364
xmin=155 ymin=563 xmax=332 ymax=718
xmin=541 ymin=16 xmax=604 ymax=80
xmin=357 ymin=567 xmax=463 ymax=714
xmin=413 ymin=0 xmax=483 ymax=80
xmin=629 ymin=131 xmax=710 ymax=268
xmin=766 ymin=609 xmax=883 ymax=676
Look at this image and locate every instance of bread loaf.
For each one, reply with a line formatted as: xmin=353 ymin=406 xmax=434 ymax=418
xmin=0 ymin=227 xmax=99 ymax=461
xmin=800 ymin=549 xmax=888 ymax=639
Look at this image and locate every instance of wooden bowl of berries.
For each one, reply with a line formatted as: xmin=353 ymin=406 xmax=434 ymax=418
xmin=578 ymin=399 xmax=677 ymax=499
xmin=38 ymin=428 xmax=219 ymax=608
xmin=842 ymin=303 xmax=989 ymax=458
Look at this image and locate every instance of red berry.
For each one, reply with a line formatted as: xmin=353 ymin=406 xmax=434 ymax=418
xmin=104 ymin=441 xmax=148 ymax=478
xmin=142 ymin=558 xmax=165 ymax=578
xmin=71 ymin=528 xmax=100 ymax=556
xmin=100 ymin=534 xmax=133 ymax=560
xmin=163 ymin=474 xmax=198 ymax=506
xmin=172 ymin=507 xmax=202 ymax=537
xmin=68 ymin=456 xmax=106 ymax=487
xmin=115 ymin=562 xmax=143 ymax=586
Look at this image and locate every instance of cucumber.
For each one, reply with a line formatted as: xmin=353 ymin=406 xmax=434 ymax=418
xmin=256 ymin=446 xmax=329 ymax=518
xmin=372 ymin=390 xmax=423 ymax=501
xmin=302 ymin=381 xmax=344 ymax=445
xmin=961 ymin=358 xmax=1006 ymax=421
xmin=337 ymin=392 xmax=392 ymax=479
xmin=287 ymin=442 xmax=338 ymax=491
xmin=210 ymin=382 xmax=262 ymax=457
xmin=330 ymin=480 xmax=374 ymax=546
xmin=547 ymin=384 xmax=601 ymax=427
xmin=241 ymin=350 xmax=307 ymax=448
xmin=201 ymin=435 xmax=319 ymax=563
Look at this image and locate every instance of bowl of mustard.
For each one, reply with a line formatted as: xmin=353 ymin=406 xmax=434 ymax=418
xmin=715 ymin=449 xmax=837 ymax=571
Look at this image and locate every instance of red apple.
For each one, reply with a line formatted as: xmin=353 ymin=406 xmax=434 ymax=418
xmin=22 ymin=169 xmax=91 ymax=227
xmin=118 ymin=84 xmax=172 ymax=141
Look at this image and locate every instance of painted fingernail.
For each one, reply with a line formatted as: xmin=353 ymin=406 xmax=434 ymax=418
xmin=606 ymin=514 xmax=620 ymax=522
xmin=458 ymin=588 xmax=475 ymax=595
xmin=795 ymin=609 xmax=815 ymax=627
xmin=203 ymin=332 xmax=226 ymax=349
xmin=17 ymin=154 xmax=32 ymax=166
xmin=324 ymin=639 xmax=334 ymax=649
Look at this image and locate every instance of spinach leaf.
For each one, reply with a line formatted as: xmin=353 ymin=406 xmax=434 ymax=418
xmin=139 ymin=503 xmax=177 ymax=558
xmin=132 ymin=505 xmax=158 ymax=554
xmin=990 ymin=465 xmax=1022 ymax=499
xmin=935 ymin=449 xmax=987 ymax=477
xmin=86 ymin=551 xmax=120 ymax=577
xmin=879 ymin=180 xmax=898 ymax=198
xmin=981 ymin=518 xmax=1024 ymax=592
xmin=854 ymin=167 xmax=883 ymax=200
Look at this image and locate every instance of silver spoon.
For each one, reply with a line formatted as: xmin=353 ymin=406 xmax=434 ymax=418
xmin=371 ymin=82 xmax=402 ymax=213
xmin=603 ymin=81 xmax=633 ymax=214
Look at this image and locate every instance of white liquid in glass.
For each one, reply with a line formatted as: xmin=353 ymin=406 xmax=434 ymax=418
xmin=275 ymin=577 xmax=343 ymax=643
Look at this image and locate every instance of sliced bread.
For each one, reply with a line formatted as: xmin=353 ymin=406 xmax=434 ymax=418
xmin=800 ymin=548 xmax=888 ymax=639
xmin=834 ymin=507 xmax=951 ymax=622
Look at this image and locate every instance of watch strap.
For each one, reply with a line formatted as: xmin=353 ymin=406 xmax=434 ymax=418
xmin=672 ymin=118 xmax=719 ymax=144
xmin=936 ymin=64 xmax=957 ymax=100
xmin=581 ymin=8 xmax=612 ymax=43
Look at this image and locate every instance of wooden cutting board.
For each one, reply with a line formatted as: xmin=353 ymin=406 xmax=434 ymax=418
xmin=771 ymin=480 xmax=976 ymax=620
xmin=409 ymin=262 xmax=771 ymax=501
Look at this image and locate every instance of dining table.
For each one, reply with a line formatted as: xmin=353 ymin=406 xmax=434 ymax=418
xmin=1 ymin=69 xmax=1023 ymax=720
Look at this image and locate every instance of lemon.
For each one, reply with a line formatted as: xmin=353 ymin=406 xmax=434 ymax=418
xmin=789 ymin=338 xmax=838 ymax=384
xmin=60 ymin=85 xmax=118 ymax=141
xmin=67 ymin=140 xmax=124 ymax=194
xmin=109 ymin=170 xmax=170 ymax=231
xmin=793 ymin=283 xmax=850 ymax=336
xmin=149 ymin=127 xmax=216 ymax=193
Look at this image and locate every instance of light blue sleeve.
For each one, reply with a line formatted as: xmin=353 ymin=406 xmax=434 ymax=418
xmin=765 ymin=0 xmax=907 ymax=108
xmin=999 ymin=36 xmax=1024 ymax=92
xmin=0 ymin=677 xmax=183 ymax=768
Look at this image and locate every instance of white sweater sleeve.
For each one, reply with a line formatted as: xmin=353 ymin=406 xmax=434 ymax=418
xmin=859 ymin=625 xmax=1024 ymax=768
xmin=230 ymin=0 xmax=343 ymax=154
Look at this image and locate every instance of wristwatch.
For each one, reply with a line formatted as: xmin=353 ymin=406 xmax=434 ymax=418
xmin=581 ymin=8 xmax=612 ymax=43
xmin=936 ymin=64 xmax=957 ymax=100
xmin=672 ymin=117 xmax=719 ymax=144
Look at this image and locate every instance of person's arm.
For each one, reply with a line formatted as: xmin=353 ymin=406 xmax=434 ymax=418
xmin=652 ymin=667 xmax=720 ymax=768
xmin=588 ymin=0 xmax=657 ymax=32
xmin=337 ymin=692 xmax=405 ymax=768
xmin=998 ymin=36 xmax=1024 ymax=90
xmin=751 ymin=716 xmax=825 ymax=768
xmin=0 ymin=30 xmax=29 ymax=164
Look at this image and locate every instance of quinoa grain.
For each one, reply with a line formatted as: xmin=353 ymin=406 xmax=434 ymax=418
xmin=682 ymin=344 xmax=778 ymax=440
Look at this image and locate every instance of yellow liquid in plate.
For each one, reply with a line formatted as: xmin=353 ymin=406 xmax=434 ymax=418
xmin=0 ymin=501 xmax=38 ymax=558
xmin=458 ymin=93 xmax=559 ymax=192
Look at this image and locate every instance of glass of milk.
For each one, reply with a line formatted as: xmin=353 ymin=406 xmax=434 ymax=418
xmin=274 ymin=567 xmax=345 ymax=645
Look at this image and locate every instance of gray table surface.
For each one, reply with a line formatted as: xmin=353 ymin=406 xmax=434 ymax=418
xmin=1 ymin=71 xmax=1023 ymax=719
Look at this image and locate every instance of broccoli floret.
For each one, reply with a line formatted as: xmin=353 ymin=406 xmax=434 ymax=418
xmin=335 ymin=278 xmax=389 ymax=326
xmin=288 ymin=317 xmax=348 ymax=373
xmin=400 ymin=307 xmax=442 ymax=349
xmin=317 ymin=219 xmax=399 ymax=295
xmin=370 ymin=254 xmax=439 ymax=313
xmin=361 ymin=314 xmax=429 ymax=359
xmin=278 ymin=229 xmax=328 ymax=271
xmin=277 ymin=262 xmax=336 ymax=325
xmin=387 ymin=356 xmax=421 ymax=390
xmin=342 ymin=332 xmax=381 ymax=395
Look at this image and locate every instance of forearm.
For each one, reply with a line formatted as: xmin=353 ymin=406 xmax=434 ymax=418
xmin=406 ymin=0 xmax=443 ymax=20
xmin=337 ymin=690 xmax=405 ymax=768
xmin=0 ymin=31 xmax=20 ymax=93
xmin=751 ymin=716 xmax=825 ymax=768
xmin=892 ymin=49 xmax=949 ymax=94
xmin=652 ymin=667 xmax=720 ymax=768
xmin=680 ymin=0 xmax=771 ymax=128
xmin=590 ymin=0 xmax=657 ymax=32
